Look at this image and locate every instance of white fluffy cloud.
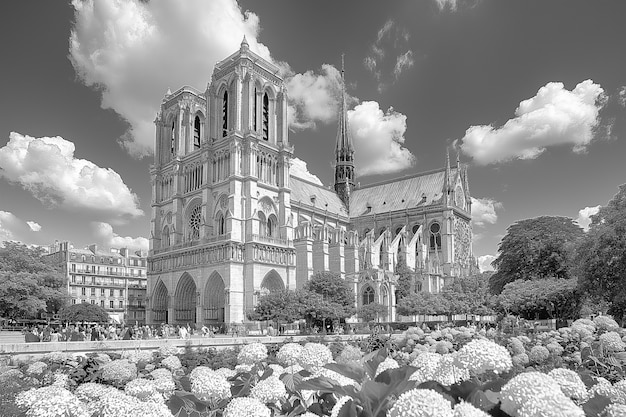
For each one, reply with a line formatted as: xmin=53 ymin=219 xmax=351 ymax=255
xmin=348 ymin=101 xmax=416 ymax=176
xmin=471 ymin=197 xmax=502 ymax=227
xmin=477 ymin=254 xmax=496 ymax=272
xmin=69 ymin=0 xmax=271 ymax=157
xmin=290 ymin=157 xmax=323 ymax=185
xmin=0 ymin=132 xmax=143 ymax=220
xmin=286 ymin=64 xmax=343 ymax=130
xmin=459 ymin=80 xmax=605 ymax=165
xmin=91 ymin=222 xmax=148 ymax=253
xmin=26 ymin=221 xmax=42 ymax=232
xmin=576 ymin=205 xmax=601 ymax=232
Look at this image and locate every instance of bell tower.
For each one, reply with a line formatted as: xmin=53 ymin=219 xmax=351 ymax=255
xmin=334 ymin=55 xmax=355 ymax=209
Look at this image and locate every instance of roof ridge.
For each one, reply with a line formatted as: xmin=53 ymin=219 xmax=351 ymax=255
xmin=289 ymin=174 xmax=330 ymax=190
xmin=356 ymin=166 xmax=457 ymax=190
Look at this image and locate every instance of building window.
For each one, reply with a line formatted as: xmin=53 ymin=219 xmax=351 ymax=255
xmin=120 ymin=289 xmax=124 ymax=297
xmin=171 ymin=118 xmax=176 ymax=155
xmin=91 ymin=276 xmax=96 ymax=284
xmin=162 ymin=226 xmax=170 ymax=247
xmin=262 ymin=92 xmax=269 ymax=140
xmin=266 ymin=215 xmax=277 ymax=237
xmin=100 ymin=300 xmax=104 ymax=307
xmin=101 ymin=288 xmax=105 ymax=295
xmin=216 ymin=212 xmax=225 ymax=235
xmin=71 ymin=275 xmax=76 ymax=283
xmin=429 ymin=222 xmax=442 ymax=250
xmin=90 ymin=300 xmax=95 ymax=305
xmin=71 ymin=263 xmax=76 ymax=272
xmin=363 ymin=286 xmax=375 ymax=305
xmin=91 ymin=288 xmax=95 ymax=296
xmin=194 ymin=116 xmax=201 ymax=149
xmin=253 ymin=88 xmax=258 ymax=131
xmin=81 ymin=276 xmax=85 ymax=284
xmin=222 ymin=90 xmax=228 ymax=137
xmin=72 ymin=299 xmax=76 ymax=305
xmin=110 ymin=289 xmax=114 ymax=297
xmin=81 ymin=287 xmax=86 ymax=296
xmin=188 ymin=206 xmax=202 ymax=241
xmin=119 ymin=301 xmax=123 ymax=309
xmin=110 ymin=301 xmax=113 ymax=309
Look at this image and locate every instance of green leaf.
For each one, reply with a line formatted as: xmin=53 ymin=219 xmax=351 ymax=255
xmin=297 ymin=376 xmax=341 ymax=392
xmin=582 ymin=395 xmax=612 ymax=416
xmin=325 ymin=363 xmax=364 ymax=382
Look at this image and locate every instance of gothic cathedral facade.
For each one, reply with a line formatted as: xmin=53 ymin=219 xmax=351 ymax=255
xmin=146 ymin=39 xmax=476 ymax=326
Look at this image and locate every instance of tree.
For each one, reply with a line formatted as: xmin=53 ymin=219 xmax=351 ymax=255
xmin=304 ymin=271 xmax=355 ymax=319
xmin=489 ymin=216 xmax=583 ymax=294
xmin=441 ymin=272 xmax=495 ymax=315
xmin=495 ymin=277 xmax=579 ymax=319
xmin=0 ymin=242 xmax=68 ymax=319
xmin=357 ymin=302 xmax=387 ymax=322
xmin=59 ymin=303 xmax=110 ymax=323
xmin=247 ymin=290 xmax=304 ymax=325
xmin=396 ymin=292 xmax=449 ymax=316
xmin=574 ymin=184 xmax=626 ymax=322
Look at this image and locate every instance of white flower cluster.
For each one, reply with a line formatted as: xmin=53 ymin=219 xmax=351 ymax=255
xmin=101 ymin=359 xmax=138 ymax=384
xmin=388 ymin=388 xmax=453 ymax=417
xmin=250 ymin=376 xmax=287 ymax=404
xmin=26 ymin=361 xmax=48 ymax=375
xmin=150 ymin=368 xmax=173 ymax=380
xmin=528 ymin=345 xmax=550 ymax=364
xmin=336 ymin=345 xmax=363 ymax=366
xmin=453 ymin=401 xmax=490 ymax=417
xmin=0 ymin=367 xmax=23 ymax=382
xmin=455 ymin=339 xmax=512 ymax=375
xmin=600 ymin=331 xmax=625 ymax=352
xmin=589 ymin=379 xmax=626 ymax=404
xmin=214 ymin=367 xmax=237 ymax=379
xmin=276 ymin=343 xmax=303 ymax=366
xmin=93 ymin=390 xmax=174 ymax=417
xmin=375 ymin=357 xmax=399 ymax=377
xmin=74 ymin=382 xmax=119 ymax=409
xmin=122 ymin=350 xmax=154 ymax=364
xmin=124 ymin=378 xmax=162 ymax=402
xmin=500 ymin=372 xmax=583 ymax=417
xmin=189 ymin=366 xmax=231 ymax=404
xmin=15 ymin=385 xmax=89 ymax=417
xmin=603 ymin=403 xmax=626 ymax=417
xmin=547 ymin=368 xmax=588 ymax=401
xmin=330 ymin=396 xmax=352 ymax=417
xmin=50 ymin=372 xmax=70 ymax=388
xmin=409 ymin=352 xmax=442 ymax=384
xmin=158 ymin=345 xmax=181 ymax=356
xmin=160 ymin=355 xmax=182 ymax=371
xmin=594 ymin=316 xmax=620 ymax=332
xmin=432 ymin=354 xmax=470 ymax=386
xmin=311 ymin=367 xmax=359 ymax=388
xmin=238 ymin=343 xmax=268 ymax=365
xmin=223 ymin=397 xmax=271 ymax=417
xmin=45 ymin=352 xmax=74 ymax=363
xmin=298 ymin=343 xmax=333 ymax=371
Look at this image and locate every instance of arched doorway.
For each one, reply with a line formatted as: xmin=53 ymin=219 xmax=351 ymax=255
xmin=260 ymin=270 xmax=285 ymax=293
xmin=152 ymin=280 xmax=168 ymax=323
xmin=204 ymin=272 xmax=225 ymax=323
xmin=175 ymin=273 xmax=197 ymax=323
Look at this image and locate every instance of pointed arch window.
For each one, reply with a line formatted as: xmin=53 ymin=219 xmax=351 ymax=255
xmin=171 ymin=118 xmax=176 ymax=155
xmin=222 ymin=90 xmax=229 ymax=137
xmin=162 ymin=226 xmax=170 ymax=247
xmin=188 ymin=206 xmax=202 ymax=241
xmin=363 ymin=286 xmax=375 ymax=305
xmin=253 ymin=88 xmax=258 ymax=132
xmin=429 ymin=222 xmax=441 ymax=251
xmin=262 ymin=92 xmax=269 ymax=140
xmin=194 ymin=116 xmax=201 ymax=149
xmin=266 ymin=215 xmax=277 ymax=238
xmin=216 ymin=212 xmax=226 ymax=235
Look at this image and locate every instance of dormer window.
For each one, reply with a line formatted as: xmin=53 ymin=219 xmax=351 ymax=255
xmin=262 ymin=93 xmax=269 ymax=140
xmin=222 ymin=90 xmax=229 ymax=137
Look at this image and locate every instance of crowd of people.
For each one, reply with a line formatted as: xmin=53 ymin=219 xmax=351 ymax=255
xmin=21 ymin=323 xmax=223 ymax=342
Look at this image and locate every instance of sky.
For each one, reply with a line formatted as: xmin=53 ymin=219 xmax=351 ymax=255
xmin=1 ymin=0 xmax=625 ymax=271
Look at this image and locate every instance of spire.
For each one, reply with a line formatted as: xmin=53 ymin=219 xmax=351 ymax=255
xmin=444 ymin=146 xmax=451 ymax=194
xmin=334 ymin=53 xmax=356 ymax=209
xmin=240 ymin=35 xmax=249 ymax=53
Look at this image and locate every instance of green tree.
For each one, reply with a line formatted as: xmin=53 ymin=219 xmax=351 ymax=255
xmin=59 ymin=303 xmax=110 ymax=323
xmin=489 ymin=216 xmax=583 ymax=294
xmin=304 ymin=271 xmax=355 ymax=319
xmin=0 ymin=242 xmax=68 ymax=319
xmin=396 ymin=292 xmax=449 ymax=316
xmin=394 ymin=260 xmax=422 ymax=301
xmin=247 ymin=290 xmax=304 ymax=325
xmin=496 ymin=277 xmax=579 ymax=319
xmin=440 ymin=272 xmax=495 ymax=315
xmin=574 ymin=184 xmax=626 ymax=323
xmin=357 ymin=302 xmax=387 ymax=322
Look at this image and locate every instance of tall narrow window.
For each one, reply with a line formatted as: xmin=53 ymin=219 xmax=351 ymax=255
xmin=253 ymin=88 xmax=258 ymax=132
xmin=171 ymin=119 xmax=176 ymax=155
xmin=429 ymin=222 xmax=441 ymax=250
xmin=363 ymin=286 xmax=375 ymax=305
xmin=262 ymin=93 xmax=269 ymax=140
xmin=222 ymin=91 xmax=229 ymax=137
xmin=194 ymin=116 xmax=201 ymax=149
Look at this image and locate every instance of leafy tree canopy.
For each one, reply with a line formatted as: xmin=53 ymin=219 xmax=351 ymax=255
xmin=489 ymin=216 xmax=583 ymax=294
xmin=304 ymin=271 xmax=355 ymax=317
xmin=441 ymin=272 xmax=495 ymax=316
xmin=396 ymin=292 xmax=449 ymax=316
xmin=496 ymin=277 xmax=579 ymax=319
xmin=247 ymin=290 xmax=305 ymax=324
xmin=357 ymin=302 xmax=387 ymax=322
xmin=574 ymin=184 xmax=626 ymax=322
xmin=59 ymin=303 xmax=110 ymax=323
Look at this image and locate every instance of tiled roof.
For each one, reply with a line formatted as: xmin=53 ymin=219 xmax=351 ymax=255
xmin=289 ymin=176 xmax=348 ymax=217
xmin=350 ymin=168 xmax=456 ymax=217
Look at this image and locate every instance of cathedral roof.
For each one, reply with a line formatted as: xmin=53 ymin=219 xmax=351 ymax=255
xmin=290 ymin=176 xmax=349 ymax=217
xmin=349 ymin=167 xmax=458 ymax=217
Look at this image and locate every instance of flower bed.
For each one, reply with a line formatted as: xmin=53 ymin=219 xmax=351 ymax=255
xmin=3 ymin=316 xmax=626 ymax=416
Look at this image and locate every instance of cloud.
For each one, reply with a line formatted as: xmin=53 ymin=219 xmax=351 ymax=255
xmin=363 ymin=20 xmax=413 ymax=92
xmin=290 ymin=157 xmax=323 ymax=185
xmin=459 ymin=80 xmax=606 ymax=165
xmin=477 ymin=254 xmax=496 ymax=272
xmin=435 ymin=0 xmax=459 ymax=10
xmin=471 ymin=197 xmax=502 ymax=227
xmin=0 ymin=132 xmax=143 ymax=221
xmin=285 ymin=64 xmax=344 ymax=130
xmin=618 ymin=86 xmax=626 ymax=107
xmin=69 ymin=0 xmax=272 ymax=157
xmin=576 ymin=205 xmax=601 ymax=232
xmin=91 ymin=222 xmax=148 ymax=253
xmin=26 ymin=221 xmax=42 ymax=232
xmin=348 ymin=101 xmax=415 ymax=176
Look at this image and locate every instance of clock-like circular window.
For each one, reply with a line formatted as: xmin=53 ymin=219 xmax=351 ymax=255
xmin=430 ymin=222 xmax=440 ymax=234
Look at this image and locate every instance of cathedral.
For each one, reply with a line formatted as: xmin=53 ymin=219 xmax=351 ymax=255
xmin=146 ymin=38 xmax=476 ymax=326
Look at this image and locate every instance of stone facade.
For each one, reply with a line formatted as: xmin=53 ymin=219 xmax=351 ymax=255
xmin=146 ymin=39 xmax=477 ymax=326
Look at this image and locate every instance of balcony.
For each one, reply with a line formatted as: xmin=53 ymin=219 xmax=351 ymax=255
xmin=152 ymin=233 xmax=232 ymax=255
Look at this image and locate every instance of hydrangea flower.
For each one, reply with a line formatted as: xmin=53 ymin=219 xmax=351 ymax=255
xmin=331 ymin=396 xmax=352 ymax=417
xmin=603 ymin=403 xmax=626 ymax=417
xmin=547 ymin=369 xmax=588 ymax=401
xmin=250 ymin=376 xmax=287 ymax=404
xmin=94 ymin=390 xmax=174 ymax=417
xmin=276 ymin=343 xmax=303 ymax=366
xmin=433 ymin=354 xmax=470 ymax=386
xmin=45 ymin=352 xmax=74 ymax=363
xmin=267 ymin=364 xmax=285 ymax=376
xmin=74 ymin=383 xmax=119 ymax=404
xmin=298 ymin=343 xmax=333 ymax=371
xmin=517 ymin=392 xmax=584 ymax=417
xmin=122 ymin=350 xmax=154 ymax=364
xmin=235 ymin=364 xmax=254 ymax=373
xmin=150 ymin=368 xmax=173 ymax=381
xmin=313 ymin=368 xmax=359 ymax=387
xmin=508 ymin=337 xmax=525 ymax=355
xmin=101 ymin=359 xmax=138 ymax=384
xmin=455 ymin=339 xmax=512 ymax=375
xmin=453 ymin=401 xmax=490 ymax=417
xmin=160 ymin=355 xmax=182 ymax=371
xmin=152 ymin=377 xmax=175 ymax=399
xmin=599 ymin=331 xmax=625 ymax=352
xmin=512 ymin=353 xmax=530 ymax=367
xmin=336 ymin=345 xmax=363 ymax=365
xmin=214 ymin=367 xmax=237 ymax=379
xmin=388 ymin=388 xmax=453 ymax=417
xmin=594 ymin=316 xmax=620 ymax=332
xmin=16 ymin=385 xmax=89 ymax=417
xmin=546 ymin=342 xmax=564 ymax=356
xmin=223 ymin=397 xmax=271 ymax=417
xmin=409 ymin=352 xmax=442 ymax=384
xmin=190 ymin=371 xmax=231 ymax=403
xmin=124 ymin=378 xmax=159 ymax=401
xmin=375 ymin=357 xmax=400 ymax=377
xmin=158 ymin=345 xmax=180 ymax=357
xmin=589 ymin=381 xmax=626 ymax=404
xmin=26 ymin=361 xmax=48 ymax=375
xmin=238 ymin=343 xmax=268 ymax=365
xmin=528 ymin=346 xmax=550 ymax=364
xmin=500 ymin=372 xmax=563 ymax=416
